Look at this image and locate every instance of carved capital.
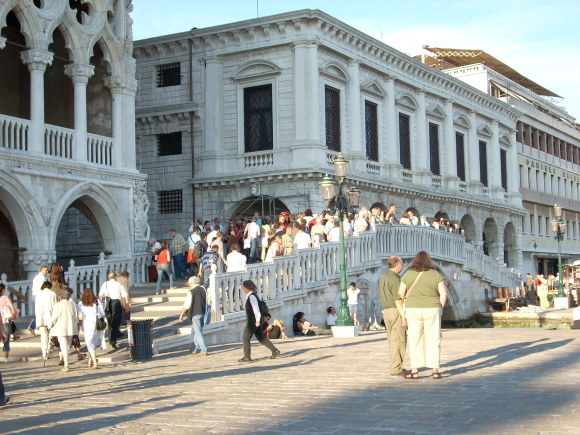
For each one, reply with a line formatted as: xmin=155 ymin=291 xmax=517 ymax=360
xmin=20 ymin=49 xmax=54 ymax=72
xmin=104 ymin=75 xmax=138 ymax=95
xmin=64 ymin=63 xmax=95 ymax=84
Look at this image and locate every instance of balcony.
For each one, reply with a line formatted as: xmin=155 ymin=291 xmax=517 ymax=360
xmin=0 ymin=114 xmax=114 ymax=166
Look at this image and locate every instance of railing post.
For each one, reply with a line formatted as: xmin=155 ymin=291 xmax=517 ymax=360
xmin=209 ymin=266 xmax=219 ymax=322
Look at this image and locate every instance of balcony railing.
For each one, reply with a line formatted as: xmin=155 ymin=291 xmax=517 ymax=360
xmin=0 ymin=114 xmax=114 ymax=166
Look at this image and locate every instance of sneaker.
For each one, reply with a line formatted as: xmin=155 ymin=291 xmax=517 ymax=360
xmin=61 ymin=366 xmax=69 ymax=372
xmin=238 ymin=357 xmax=252 ymax=363
xmin=190 ymin=350 xmax=199 ymax=355
xmin=3 ymin=358 xmax=13 ymax=363
xmin=197 ymin=352 xmax=208 ymax=357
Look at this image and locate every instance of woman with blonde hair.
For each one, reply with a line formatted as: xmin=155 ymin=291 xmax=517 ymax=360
xmin=398 ymin=251 xmax=448 ymax=379
xmin=78 ymin=289 xmax=105 ymax=369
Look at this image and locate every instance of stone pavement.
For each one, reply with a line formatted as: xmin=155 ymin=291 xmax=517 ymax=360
xmin=0 ymin=328 xmax=578 ymax=434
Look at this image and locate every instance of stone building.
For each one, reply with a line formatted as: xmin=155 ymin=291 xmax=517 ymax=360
xmin=419 ymin=47 xmax=580 ymax=275
xmin=134 ymin=9 xmax=525 ymax=268
xmin=0 ymin=0 xmax=147 ymax=279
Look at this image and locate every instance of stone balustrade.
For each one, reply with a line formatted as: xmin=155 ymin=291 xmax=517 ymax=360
xmin=0 ymin=114 xmax=29 ymax=151
xmin=87 ymin=133 xmax=114 ymax=166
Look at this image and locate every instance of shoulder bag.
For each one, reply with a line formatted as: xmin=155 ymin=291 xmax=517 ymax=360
xmin=395 ymin=271 xmax=424 ymax=327
xmin=95 ymin=303 xmax=106 ymax=331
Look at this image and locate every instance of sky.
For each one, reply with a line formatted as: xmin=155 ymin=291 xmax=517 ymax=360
xmin=132 ymin=0 xmax=580 ymax=120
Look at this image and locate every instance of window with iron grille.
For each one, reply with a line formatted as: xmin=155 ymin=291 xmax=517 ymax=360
xmin=158 ymin=190 xmax=182 ymax=215
xmin=428 ymin=123 xmax=440 ymax=175
xmin=500 ymin=149 xmax=508 ymax=190
xmin=157 ymin=132 xmax=182 ymax=156
xmin=156 ymin=63 xmax=181 ymax=87
xmin=399 ymin=113 xmax=411 ymax=169
xmin=244 ymin=84 xmax=273 ymax=153
xmin=456 ymin=132 xmax=465 ymax=181
xmin=325 ymin=86 xmax=341 ymax=152
xmin=479 ymin=140 xmax=488 ymax=186
xmin=365 ymin=101 xmax=378 ymax=162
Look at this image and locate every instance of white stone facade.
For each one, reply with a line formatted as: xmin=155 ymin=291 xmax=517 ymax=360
xmin=0 ymin=0 xmax=147 ymax=279
xmin=134 ymin=10 xmax=525 ymax=268
xmin=443 ymin=63 xmax=580 ymax=274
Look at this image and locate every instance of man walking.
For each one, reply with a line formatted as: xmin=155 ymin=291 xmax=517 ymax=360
xmin=99 ymin=272 xmax=129 ymax=349
xmin=179 ymin=276 xmax=208 ymax=356
xmin=377 ymin=256 xmax=407 ymax=377
xmin=238 ymin=280 xmax=280 ymax=362
xmin=169 ymin=229 xmax=188 ymax=280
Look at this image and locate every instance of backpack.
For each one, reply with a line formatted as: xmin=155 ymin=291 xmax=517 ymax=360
xmin=252 ymin=293 xmax=270 ymax=318
xmin=193 ymin=240 xmax=203 ymax=260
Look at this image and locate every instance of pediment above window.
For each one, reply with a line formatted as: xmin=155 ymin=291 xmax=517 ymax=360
xmin=427 ymin=104 xmax=445 ymax=120
xmin=396 ymin=93 xmax=417 ymax=111
xmin=361 ymin=80 xmax=385 ymax=98
xmin=499 ymin=134 xmax=512 ymax=147
xmin=319 ymin=61 xmax=349 ymax=83
xmin=478 ymin=124 xmax=493 ymax=137
xmin=454 ymin=115 xmax=470 ymax=129
xmin=233 ymin=60 xmax=281 ymax=82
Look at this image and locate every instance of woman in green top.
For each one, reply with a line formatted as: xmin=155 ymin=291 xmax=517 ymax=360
xmin=398 ymin=251 xmax=447 ymax=379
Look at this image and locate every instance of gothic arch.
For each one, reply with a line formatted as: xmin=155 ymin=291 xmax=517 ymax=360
xmin=482 ymin=217 xmax=499 ymax=258
xmin=0 ymin=170 xmax=47 ymax=251
xmin=460 ymin=214 xmax=477 ymax=244
xmin=503 ymin=222 xmax=518 ymax=268
xmin=49 ymin=182 xmax=128 ymax=257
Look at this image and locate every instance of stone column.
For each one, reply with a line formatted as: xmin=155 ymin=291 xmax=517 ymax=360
xmin=348 ymin=60 xmax=362 ymax=156
xmin=443 ymin=100 xmax=458 ymax=190
xmin=467 ymin=111 xmax=480 ymax=194
xmin=104 ymin=75 xmax=138 ymax=169
xmin=64 ymin=63 xmax=95 ymax=162
xmin=385 ymin=77 xmax=400 ymax=179
xmin=507 ymin=129 xmax=521 ymax=206
xmin=204 ymin=57 xmax=223 ymax=155
xmin=293 ymin=40 xmax=320 ymax=146
xmin=20 ymin=49 xmax=54 ymax=155
xmin=489 ymin=120 xmax=501 ymax=196
xmin=415 ymin=91 xmax=429 ymax=184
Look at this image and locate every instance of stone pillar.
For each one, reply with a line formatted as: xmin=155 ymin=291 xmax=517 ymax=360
xmin=348 ymin=60 xmax=362 ymax=156
xmin=517 ymin=122 xmax=524 ymax=143
xmin=507 ymin=129 xmax=521 ymax=206
xmin=489 ymin=120 xmax=501 ymax=196
xmin=204 ymin=57 xmax=223 ymax=156
xmin=443 ymin=100 xmax=458 ymax=190
xmin=415 ymin=91 xmax=429 ymax=184
xmin=64 ymin=63 xmax=95 ymax=162
xmin=467 ymin=111 xmax=480 ymax=194
xmin=104 ymin=75 xmax=138 ymax=169
xmin=385 ymin=77 xmax=400 ymax=179
xmin=20 ymin=49 xmax=53 ymax=155
xmin=293 ymin=41 xmax=320 ymax=146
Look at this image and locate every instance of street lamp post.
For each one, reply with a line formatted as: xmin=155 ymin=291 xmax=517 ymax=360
xmin=551 ymin=203 xmax=568 ymax=303
xmin=320 ymin=153 xmax=360 ymax=327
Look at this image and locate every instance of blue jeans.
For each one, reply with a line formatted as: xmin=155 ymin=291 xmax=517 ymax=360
xmin=173 ymin=253 xmax=186 ymax=279
xmin=191 ymin=314 xmax=207 ymax=353
xmin=248 ymin=238 xmax=258 ymax=263
xmin=0 ymin=371 xmax=5 ymax=402
xmin=156 ymin=265 xmax=174 ymax=293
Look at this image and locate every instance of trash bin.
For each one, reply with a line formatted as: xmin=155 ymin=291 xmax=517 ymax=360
xmin=129 ymin=319 xmax=154 ymax=359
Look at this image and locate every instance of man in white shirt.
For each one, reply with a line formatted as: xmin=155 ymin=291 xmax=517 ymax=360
xmin=226 ymin=244 xmax=247 ymax=273
xmin=99 ymin=273 xmax=129 ymax=349
xmin=293 ymin=224 xmax=311 ymax=250
xmin=326 ymin=306 xmax=337 ymax=328
xmin=29 ymin=265 xmax=48 ymax=333
xmin=408 ymin=210 xmax=419 ymax=226
xmin=244 ymin=217 xmax=261 ymax=263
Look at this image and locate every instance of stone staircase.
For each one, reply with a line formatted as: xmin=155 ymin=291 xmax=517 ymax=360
xmin=6 ymin=280 xmax=193 ymax=363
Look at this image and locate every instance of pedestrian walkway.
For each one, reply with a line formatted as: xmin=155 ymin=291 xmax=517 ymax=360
xmin=1 ymin=328 xmax=578 ymax=433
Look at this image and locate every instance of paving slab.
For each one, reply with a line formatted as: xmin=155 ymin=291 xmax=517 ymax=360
xmin=0 ymin=328 xmax=578 ymax=434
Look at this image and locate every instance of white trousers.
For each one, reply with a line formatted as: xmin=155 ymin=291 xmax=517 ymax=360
xmin=38 ymin=326 xmax=49 ymax=359
xmin=57 ymin=336 xmax=73 ymax=367
xmin=406 ymin=307 xmax=442 ymax=369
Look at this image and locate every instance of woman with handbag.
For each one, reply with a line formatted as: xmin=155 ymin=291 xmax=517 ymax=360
xmin=78 ymin=288 xmax=105 ymax=369
xmin=155 ymin=241 xmax=174 ymax=295
xmin=0 ymin=284 xmax=17 ymax=363
xmin=398 ymin=251 xmax=448 ymax=379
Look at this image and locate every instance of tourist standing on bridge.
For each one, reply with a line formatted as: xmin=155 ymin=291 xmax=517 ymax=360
xmin=399 ymin=251 xmax=447 ymax=379
xmin=179 ymin=276 xmax=208 ymax=356
xmin=377 ymin=256 xmax=408 ymax=377
xmin=238 ymin=280 xmax=280 ymax=362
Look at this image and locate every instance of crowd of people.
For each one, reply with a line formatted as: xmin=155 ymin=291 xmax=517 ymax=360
xmin=147 ymin=205 xmax=465 ymax=294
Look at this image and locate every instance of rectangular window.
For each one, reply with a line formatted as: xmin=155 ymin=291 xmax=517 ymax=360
xmin=538 ymin=216 xmax=542 ymax=235
xmin=479 ymin=140 xmax=488 ymax=186
xmin=399 ymin=113 xmax=411 ymax=169
xmin=500 ymin=149 xmax=508 ymax=190
xmin=365 ymin=101 xmax=378 ymax=162
xmin=157 ymin=132 xmax=182 ymax=156
xmin=158 ymin=190 xmax=183 ymax=215
xmin=156 ymin=63 xmax=181 ymax=87
xmin=325 ymin=86 xmax=341 ymax=152
xmin=456 ymin=132 xmax=466 ymax=181
xmin=244 ymin=84 xmax=273 ymax=153
xmin=429 ymin=123 xmax=440 ymax=175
